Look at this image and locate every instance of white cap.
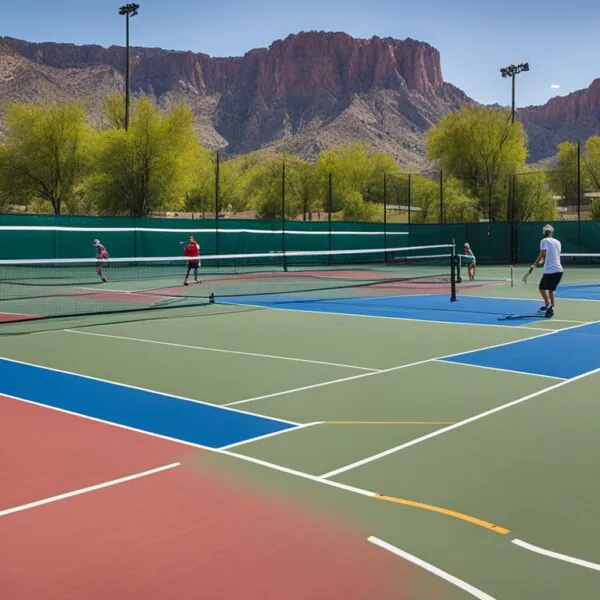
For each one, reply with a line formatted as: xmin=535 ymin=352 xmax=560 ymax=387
xmin=542 ymin=224 xmax=554 ymax=233
xmin=464 ymin=242 xmax=470 ymax=248
xmin=93 ymin=239 xmax=100 ymax=245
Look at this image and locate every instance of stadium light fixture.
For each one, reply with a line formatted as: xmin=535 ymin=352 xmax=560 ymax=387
xmin=500 ymin=62 xmax=529 ymax=123
xmin=119 ymin=3 xmax=140 ymax=130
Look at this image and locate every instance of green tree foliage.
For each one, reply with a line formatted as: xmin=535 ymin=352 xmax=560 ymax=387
xmin=315 ymin=143 xmax=401 ymax=221
xmin=86 ymin=98 xmax=201 ymax=217
xmin=582 ymin=137 xmax=600 ymax=191
xmin=0 ymin=102 xmax=92 ymax=214
xmin=514 ymin=171 xmax=556 ymax=222
xmin=427 ymin=106 xmax=527 ymax=219
xmin=592 ymin=199 xmax=600 ymax=220
xmin=548 ymin=142 xmax=579 ymax=204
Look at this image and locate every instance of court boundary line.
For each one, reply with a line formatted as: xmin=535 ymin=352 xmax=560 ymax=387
xmin=512 ymin=539 xmax=600 ymax=572
xmin=219 ymin=300 xmax=546 ymax=331
xmin=219 ymin=421 xmax=322 ymax=450
xmin=434 ymin=360 xmax=567 ymax=381
xmin=63 ymin=329 xmax=381 ymax=373
xmin=468 ymin=294 xmax=600 ymax=304
xmin=0 ymin=462 xmax=180 ymax=517
xmin=320 ymin=366 xmax=600 ymax=479
xmin=0 ymin=356 xmax=299 ymax=426
xmin=368 ymin=536 xmax=497 ymax=600
xmin=225 ymin=322 xmax=583 ymax=407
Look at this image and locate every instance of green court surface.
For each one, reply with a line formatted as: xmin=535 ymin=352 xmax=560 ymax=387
xmin=1 ymin=267 xmax=599 ymax=599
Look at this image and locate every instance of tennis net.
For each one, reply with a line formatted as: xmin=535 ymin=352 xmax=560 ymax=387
xmin=0 ymin=244 xmax=457 ymax=324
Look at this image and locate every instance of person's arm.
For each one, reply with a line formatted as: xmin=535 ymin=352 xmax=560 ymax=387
xmin=531 ymin=249 xmax=546 ymax=269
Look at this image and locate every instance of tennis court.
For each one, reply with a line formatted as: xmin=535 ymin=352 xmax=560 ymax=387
xmin=1 ymin=247 xmax=599 ymax=599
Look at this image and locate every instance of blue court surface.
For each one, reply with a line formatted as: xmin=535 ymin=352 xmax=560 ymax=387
xmin=443 ymin=322 xmax=600 ymax=379
xmin=0 ymin=358 xmax=296 ymax=448
xmin=223 ymin=294 xmax=551 ymax=326
xmin=559 ymin=283 xmax=600 ymax=300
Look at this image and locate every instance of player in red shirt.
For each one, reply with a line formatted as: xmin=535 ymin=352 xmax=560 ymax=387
xmin=93 ymin=239 xmax=109 ymax=283
xmin=181 ymin=235 xmax=200 ymax=286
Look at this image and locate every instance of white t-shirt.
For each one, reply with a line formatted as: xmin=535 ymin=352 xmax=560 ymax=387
xmin=540 ymin=237 xmax=562 ymax=274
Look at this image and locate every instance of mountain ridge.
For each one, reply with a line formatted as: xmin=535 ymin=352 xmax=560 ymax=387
xmin=1 ymin=32 xmax=598 ymax=165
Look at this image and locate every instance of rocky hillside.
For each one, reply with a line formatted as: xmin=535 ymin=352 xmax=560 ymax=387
xmin=1 ymin=32 xmax=598 ymax=165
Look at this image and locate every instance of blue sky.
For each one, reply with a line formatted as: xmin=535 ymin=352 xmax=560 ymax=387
xmin=3 ymin=0 xmax=599 ymax=107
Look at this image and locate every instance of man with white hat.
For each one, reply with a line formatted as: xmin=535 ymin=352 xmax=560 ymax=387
xmin=530 ymin=224 xmax=562 ymax=318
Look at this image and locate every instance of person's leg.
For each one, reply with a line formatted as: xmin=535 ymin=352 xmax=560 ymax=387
xmin=184 ymin=264 xmax=192 ymax=285
xmin=540 ymin=288 xmax=549 ymax=308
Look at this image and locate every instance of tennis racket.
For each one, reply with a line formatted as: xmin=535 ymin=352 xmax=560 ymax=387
xmin=522 ymin=266 xmax=534 ymax=283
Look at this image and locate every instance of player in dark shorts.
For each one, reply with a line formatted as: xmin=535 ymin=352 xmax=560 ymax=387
xmin=181 ymin=235 xmax=200 ymax=286
xmin=93 ymin=239 xmax=109 ymax=283
xmin=529 ymin=224 xmax=563 ymax=318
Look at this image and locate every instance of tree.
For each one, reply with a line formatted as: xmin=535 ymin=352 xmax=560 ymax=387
xmin=0 ymin=102 xmax=92 ymax=214
xmin=86 ymin=98 xmax=201 ymax=217
xmin=548 ymin=142 xmax=579 ymax=205
xmin=582 ymin=137 xmax=600 ymax=192
xmin=427 ymin=106 xmax=527 ymax=220
xmin=592 ymin=199 xmax=600 ymax=220
xmin=514 ymin=170 xmax=555 ymax=223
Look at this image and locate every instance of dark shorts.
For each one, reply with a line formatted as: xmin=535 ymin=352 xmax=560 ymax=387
xmin=187 ymin=260 xmax=200 ymax=269
xmin=539 ymin=272 xmax=563 ymax=291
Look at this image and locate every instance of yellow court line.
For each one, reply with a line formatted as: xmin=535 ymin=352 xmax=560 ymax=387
xmin=375 ymin=495 xmax=511 ymax=535
xmin=324 ymin=421 xmax=456 ymax=425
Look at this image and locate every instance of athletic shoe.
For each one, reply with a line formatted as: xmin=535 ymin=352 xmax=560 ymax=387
xmin=101 ymin=277 xmax=107 ymax=283
xmin=539 ymin=305 xmax=548 ymax=312
xmin=184 ymin=281 xmax=189 ymax=286
xmin=545 ymin=306 xmax=554 ymax=318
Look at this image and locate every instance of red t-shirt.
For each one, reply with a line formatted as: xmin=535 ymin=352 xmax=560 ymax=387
xmin=184 ymin=242 xmax=200 ymax=258
xmin=96 ymin=244 xmax=108 ymax=259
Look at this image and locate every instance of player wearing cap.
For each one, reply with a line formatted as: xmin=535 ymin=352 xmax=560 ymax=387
xmin=181 ymin=235 xmax=200 ymax=286
xmin=462 ymin=243 xmax=476 ymax=281
xmin=530 ymin=224 xmax=562 ymax=318
xmin=93 ymin=239 xmax=109 ymax=283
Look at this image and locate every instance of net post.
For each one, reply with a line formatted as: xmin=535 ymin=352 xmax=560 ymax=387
xmin=282 ymin=159 xmax=287 ymax=272
xmin=450 ymin=239 xmax=457 ymax=302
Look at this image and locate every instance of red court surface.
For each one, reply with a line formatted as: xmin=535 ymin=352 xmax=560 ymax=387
xmin=0 ymin=396 xmax=413 ymax=599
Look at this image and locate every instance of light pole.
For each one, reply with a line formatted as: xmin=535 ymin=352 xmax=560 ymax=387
xmin=119 ymin=3 xmax=140 ymax=131
xmin=500 ymin=62 xmax=529 ymax=123
xmin=501 ymin=62 xmax=529 ymax=258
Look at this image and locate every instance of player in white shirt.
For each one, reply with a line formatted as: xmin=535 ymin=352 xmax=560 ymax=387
xmin=530 ymin=224 xmax=563 ymax=318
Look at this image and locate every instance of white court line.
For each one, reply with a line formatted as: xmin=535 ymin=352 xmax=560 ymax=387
xmin=63 ymin=329 xmax=380 ymax=372
xmin=0 ymin=356 xmax=298 ymax=426
xmin=218 ymin=421 xmax=323 ymax=450
xmin=368 ymin=536 xmax=496 ymax=600
xmin=0 ymin=462 xmax=180 ymax=517
xmin=225 ymin=324 xmax=569 ymax=407
xmin=4 ymin=394 xmax=599 ymax=573
xmin=219 ymin=300 xmax=546 ymax=332
xmin=512 ymin=539 xmax=600 ymax=572
xmin=434 ymin=360 xmax=567 ymax=381
xmin=468 ymin=294 xmax=600 ymax=304
xmin=320 ymin=367 xmax=600 ymax=479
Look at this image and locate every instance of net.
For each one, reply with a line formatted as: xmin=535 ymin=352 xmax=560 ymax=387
xmin=0 ymin=244 xmax=457 ymax=325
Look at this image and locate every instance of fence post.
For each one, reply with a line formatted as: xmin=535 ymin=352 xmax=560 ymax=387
xmin=383 ymin=172 xmax=388 ymax=259
xmin=408 ymin=174 xmax=412 ymax=227
xmin=328 ymin=173 xmax=333 ymax=265
xmin=439 ymin=170 xmax=444 ymax=232
xmin=282 ymin=160 xmax=287 ymax=271
xmin=215 ymin=151 xmax=220 ymax=260
xmin=577 ymin=140 xmax=581 ymax=252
